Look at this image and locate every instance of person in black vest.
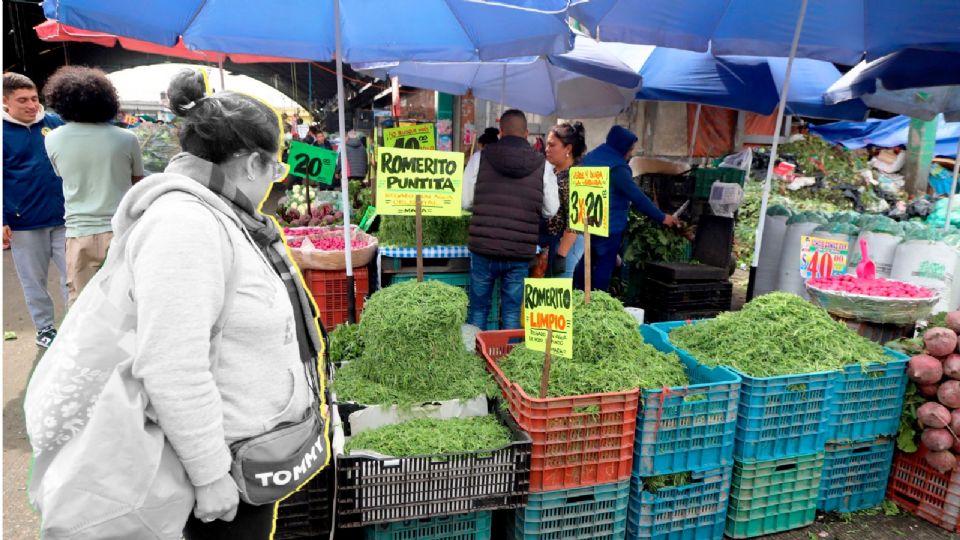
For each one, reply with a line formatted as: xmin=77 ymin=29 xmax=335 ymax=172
xmin=463 ymin=109 xmax=559 ymax=329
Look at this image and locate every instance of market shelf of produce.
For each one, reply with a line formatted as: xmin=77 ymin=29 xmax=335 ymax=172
xmin=365 ymin=511 xmax=492 ymax=540
xmin=647 ymin=321 xmax=835 ymax=462
xmin=335 ymin=402 xmax=532 ymax=528
xmin=274 ymin=465 xmax=334 ymax=539
xmin=389 ymin=272 xmax=500 ymax=330
xmin=825 ymin=353 xmax=908 ymax=442
xmin=305 ymin=267 xmax=369 ymax=327
xmin=626 ymin=466 xmax=731 ymax=540
xmin=817 ymin=436 xmax=895 ymax=513
xmin=512 ymin=480 xmax=630 ymax=540
xmin=888 ymin=447 xmax=960 ymax=532
xmin=636 ymin=325 xmax=740 ymax=476
xmin=725 ymin=452 xmax=824 ymax=538
xmin=478 ymin=330 xmax=639 ymax=492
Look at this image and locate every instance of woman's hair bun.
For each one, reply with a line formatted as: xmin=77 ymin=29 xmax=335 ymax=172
xmin=167 ymin=69 xmax=207 ymax=117
xmin=572 ymin=121 xmax=585 ymax=136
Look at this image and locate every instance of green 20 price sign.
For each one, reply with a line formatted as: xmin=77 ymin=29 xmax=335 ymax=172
xmin=286 ymin=141 xmax=337 ymax=185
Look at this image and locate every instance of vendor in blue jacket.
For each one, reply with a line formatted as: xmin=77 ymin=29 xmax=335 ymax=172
xmin=574 ymin=125 xmax=678 ymax=291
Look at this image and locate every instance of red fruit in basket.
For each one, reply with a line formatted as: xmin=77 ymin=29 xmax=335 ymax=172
xmin=926 ymin=328 xmax=959 ymax=357
xmin=923 ymin=428 xmax=956 ymax=452
xmin=919 ymin=383 xmax=941 ymax=398
xmin=926 ymin=450 xmax=958 ymax=473
xmin=918 ymin=401 xmax=952 ymax=429
xmin=909 ymin=354 xmax=944 ymax=385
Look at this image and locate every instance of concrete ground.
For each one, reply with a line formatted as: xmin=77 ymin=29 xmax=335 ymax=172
xmin=3 ymin=252 xmax=958 ymax=540
xmin=4 ymin=249 xmax=59 ymax=539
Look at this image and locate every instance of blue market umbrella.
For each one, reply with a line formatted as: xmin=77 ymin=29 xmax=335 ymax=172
xmin=46 ymin=0 xmax=574 ymax=322
xmin=632 ymin=47 xmax=866 ymax=121
xmin=570 ymin=0 xmax=960 ymax=65
xmin=356 ymin=34 xmax=641 ymax=118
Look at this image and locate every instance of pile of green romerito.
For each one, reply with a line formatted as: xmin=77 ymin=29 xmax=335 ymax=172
xmin=333 ymin=280 xmax=494 ymax=405
xmin=670 ymin=292 xmax=888 ymax=377
xmin=499 ymin=290 xmax=689 ymax=398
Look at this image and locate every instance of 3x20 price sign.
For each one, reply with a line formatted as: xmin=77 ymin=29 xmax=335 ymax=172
xmin=383 ymin=124 xmax=436 ymax=150
xmin=799 ymin=235 xmax=849 ymax=279
xmin=375 ymin=147 xmax=463 ymax=217
xmin=285 ymin=141 xmax=337 ymax=185
xmin=524 ymin=278 xmax=573 ymax=359
xmin=568 ymin=166 xmax=610 ymax=237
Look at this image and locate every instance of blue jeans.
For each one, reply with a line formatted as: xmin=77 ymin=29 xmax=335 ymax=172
xmin=468 ymin=252 xmax=528 ymax=330
xmin=574 ymin=231 xmax=625 ymax=293
xmin=559 ymin=234 xmax=585 ymax=278
xmin=10 ymin=226 xmax=68 ymax=331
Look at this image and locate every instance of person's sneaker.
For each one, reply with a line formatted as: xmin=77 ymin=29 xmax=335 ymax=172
xmin=36 ymin=326 xmax=57 ymax=348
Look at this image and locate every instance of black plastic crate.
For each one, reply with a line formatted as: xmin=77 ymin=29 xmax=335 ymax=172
xmin=644 ymin=262 xmax=728 ymax=283
xmin=640 ymin=278 xmax=732 ymax=310
xmin=639 ymin=173 xmax=694 ymax=215
xmin=275 ymin=465 xmax=334 ymax=539
xmin=336 ymin=401 xmax=532 ymax=528
xmin=644 ymin=307 xmax=725 ymax=323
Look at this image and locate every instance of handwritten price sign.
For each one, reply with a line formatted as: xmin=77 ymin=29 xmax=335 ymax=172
xmin=800 ymin=236 xmax=849 ymax=279
xmin=286 ymin=141 xmax=337 ymax=185
xmin=383 ymin=124 xmax=436 ymax=150
xmin=523 ymin=278 xmax=573 ymax=359
xmin=568 ymin=166 xmax=609 ymax=237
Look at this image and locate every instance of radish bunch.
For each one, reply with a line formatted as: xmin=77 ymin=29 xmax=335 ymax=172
xmin=908 ymin=316 xmax=960 ymax=472
xmin=808 ymin=274 xmax=934 ymax=299
xmin=288 ymin=235 xmax=369 ymax=250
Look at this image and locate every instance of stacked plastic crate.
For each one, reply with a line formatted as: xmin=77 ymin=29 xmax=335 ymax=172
xmin=477 ymin=327 xmax=742 ymax=540
xmin=645 ymin=321 xmax=908 ymax=538
xmin=477 ymin=330 xmax=637 ymax=539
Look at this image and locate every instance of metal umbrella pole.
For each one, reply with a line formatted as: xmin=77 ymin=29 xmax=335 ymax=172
xmin=689 ymin=103 xmax=702 ymax=160
xmin=334 ymin=0 xmax=357 ymax=323
xmin=745 ymin=0 xmax=809 ymax=302
xmin=943 ymin=137 xmax=960 ymax=231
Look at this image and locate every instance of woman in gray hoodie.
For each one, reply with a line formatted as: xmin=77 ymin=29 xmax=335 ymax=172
xmin=24 ymin=68 xmax=328 ymax=540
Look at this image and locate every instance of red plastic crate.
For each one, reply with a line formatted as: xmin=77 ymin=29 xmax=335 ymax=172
xmin=476 ymin=330 xmax=639 ymax=493
xmin=887 ymin=448 xmax=960 ymax=532
xmin=304 ymin=267 xmax=368 ymax=327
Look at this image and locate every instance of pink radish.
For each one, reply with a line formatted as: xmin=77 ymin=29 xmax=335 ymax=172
xmin=926 ymin=328 xmax=959 ymax=358
xmin=909 ymin=354 xmax=944 ymax=385
xmin=919 ymin=402 xmax=952 ymax=429
xmin=920 ymin=384 xmax=941 ymax=398
xmin=947 ymin=312 xmax=960 ymax=335
xmin=945 ymin=354 xmax=960 ymax=380
xmin=940 ymin=381 xmax=960 ymax=408
xmin=922 ymin=428 xmax=955 ymax=451
xmin=926 ymin=450 xmax=958 ymax=473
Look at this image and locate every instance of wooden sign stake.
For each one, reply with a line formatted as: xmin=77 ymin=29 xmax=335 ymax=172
xmin=539 ymin=328 xmax=553 ymax=399
xmin=415 ymin=194 xmax=424 ymax=282
xmin=584 ymin=218 xmax=591 ymax=304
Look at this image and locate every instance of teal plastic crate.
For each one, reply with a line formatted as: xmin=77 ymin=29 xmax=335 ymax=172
xmin=692 ymin=167 xmax=746 ymax=199
xmin=818 ymin=437 xmax=895 ymax=513
xmin=390 ymin=272 xmax=499 ymax=330
xmin=647 ymin=321 xmax=834 ymax=462
xmin=725 ymin=453 xmax=824 ymax=538
xmin=636 ymin=326 xmax=740 ymax=476
xmin=826 ymin=352 xmax=909 ymax=442
xmin=366 ymin=512 xmax=492 ymax=540
xmin=513 ymin=481 xmax=630 ymax=539
xmin=626 ymin=467 xmax=731 ymax=540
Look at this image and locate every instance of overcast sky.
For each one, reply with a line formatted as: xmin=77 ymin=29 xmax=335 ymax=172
xmin=107 ymin=63 xmax=300 ymax=109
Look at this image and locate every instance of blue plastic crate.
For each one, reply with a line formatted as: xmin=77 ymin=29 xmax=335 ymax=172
xmin=647 ymin=321 xmax=835 ymax=462
xmin=513 ymin=481 xmax=630 ymax=540
xmin=626 ymin=467 xmax=731 ymax=540
xmin=366 ymin=512 xmax=492 ymax=540
xmin=636 ymin=326 xmax=740 ymax=476
xmin=826 ymin=351 xmax=909 ymax=442
xmin=818 ymin=437 xmax=895 ymax=513
xmin=391 ymin=272 xmax=499 ymax=330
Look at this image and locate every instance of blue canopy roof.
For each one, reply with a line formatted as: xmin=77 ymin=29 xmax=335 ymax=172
xmin=808 ymin=115 xmax=960 ymax=157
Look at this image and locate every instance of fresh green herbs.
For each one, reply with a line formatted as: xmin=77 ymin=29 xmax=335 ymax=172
xmin=670 ymin=292 xmax=889 ymax=377
xmin=333 ymin=281 xmax=495 ymax=405
xmin=641 ymin=472 xmax=693 ymax=493
xmin=345 ymin=415 xmax=511 ymax=456
xmin=378 ymin=215 xmax=471 ymax=247
xmin=329 ymin=323 xmax=363 ymax=364
xmin=499 ymin=291 xmax=689 ymax=397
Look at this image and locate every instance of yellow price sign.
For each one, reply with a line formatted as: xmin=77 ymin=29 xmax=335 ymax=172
xmin=568 ymin=166 xmax=609 ymax=237
xmin=383 ymin=124 xmax=436 ymax=150
xmin=523 ymin=278 xmax=573 ymax=359
xmin=375 ymin=147 xmax=463 ymax=217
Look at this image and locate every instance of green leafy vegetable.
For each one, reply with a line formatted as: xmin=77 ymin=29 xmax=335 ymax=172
xmin=642 ymin=472 xmax=693 ymax=493
xmin=670 ymin=292 xmax=888 ymax=377
xmin=378 ymin=215 xmax=471 ymax=247
xmin=897 ymin=383 xmax=925 ymax=453
xmin=499 ymin=291 xmax=689 ymax=397
xmin=333 ymin=281 xmax=495 ymax=405
xmin=345 ymin=415 xmax=511 ymax=456
xmin=329 ymin=323 xmax=363 ymax=364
